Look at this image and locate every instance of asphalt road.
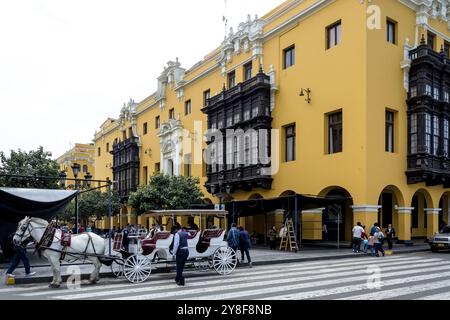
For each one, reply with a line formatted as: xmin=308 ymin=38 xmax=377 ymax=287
xmin=1 ymin=252 xmax=450 ymax=300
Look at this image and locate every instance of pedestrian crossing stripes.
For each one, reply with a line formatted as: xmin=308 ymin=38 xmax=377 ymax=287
xmin=1 ymin=254 xmax=450 ymax=300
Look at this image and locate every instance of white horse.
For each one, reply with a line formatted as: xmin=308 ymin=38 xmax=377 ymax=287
xmin=13 ymin=217 xmax=106 ymax=288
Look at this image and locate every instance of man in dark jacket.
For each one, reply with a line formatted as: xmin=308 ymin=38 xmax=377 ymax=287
xmin=227 ymin=223 xmax=240 ymax=253
xmin=385 ymin=224 xmax=396 ymax=250
xmin=238 ymin=227 xmax=252 ymax=267
xmin=172 ymin=226 xmax=189 ymax=286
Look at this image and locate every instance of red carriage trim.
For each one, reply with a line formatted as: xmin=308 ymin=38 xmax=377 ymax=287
xmin=187 ymin=230 xmax=199 ymax=239
xmin=60 ymin=232 xmax=71 ymax=247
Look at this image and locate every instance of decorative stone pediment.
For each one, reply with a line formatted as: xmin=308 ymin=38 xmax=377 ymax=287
xmin=217 ymin=14 xmax=266 ymax=72
xmin=403 ymin=0 xmax=450 ymax=29
xmin=156 ymin=58 xmax=186 ymax=107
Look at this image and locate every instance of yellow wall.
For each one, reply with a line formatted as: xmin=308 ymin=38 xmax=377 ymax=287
xmin=89 ymin=0 xmax=450 ymax=240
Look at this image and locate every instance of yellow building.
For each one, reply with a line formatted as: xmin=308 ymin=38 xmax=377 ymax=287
xmin=56 ymin=143 xmax=95 ymax=188
xmin=92 ymin=0 xmax=450 ymax=243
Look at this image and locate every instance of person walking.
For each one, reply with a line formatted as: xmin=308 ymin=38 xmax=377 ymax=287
xmin=374 ymin=227 xmax=385 ymax=257
xmin=227 ymin=223 xmax=240 ymax=254
xmin=268 ymin=226 xmax=277 ymax=250
xmin=239 ymin=227 xmax=252 ymax=267
xmin=322 ymin=223 xmax=328 ymax=241
xmin=385 ymin=224 xmax=396 ymax=250
xmin=351 ymin=222 xmax=364 ymax=253
xmin=172 ymin=226 xmax=189 ymax=286
xmin=6 ymin=233 xmax=36 ymax=278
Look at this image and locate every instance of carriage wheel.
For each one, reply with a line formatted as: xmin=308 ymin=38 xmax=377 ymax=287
xmin=212 ymin=247 xmax=237 ymax=275
xmin=111 ymin=259 xmax=124 ymax=278
xmin=123 ymin=255 xmax=152 ymax=283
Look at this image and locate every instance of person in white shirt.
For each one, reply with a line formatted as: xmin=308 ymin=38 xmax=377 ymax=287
xmin=351 ymin=222 xmax=365 ymax=253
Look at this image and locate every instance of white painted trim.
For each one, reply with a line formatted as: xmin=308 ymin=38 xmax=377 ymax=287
xmin=396 ymin=207 xmax=415 ymax=214
xmin=264 ymin=0 xmax=335 ymax=41
xmin=265 ymin=0 xmax=305 ymax=24
xmin=302 ymin=208 xmax=325 ymax=214
xmin=351 ymin=205 xmax=382 ymax=213
xmin=427 ymin=26 xmax=450 ymax=43
xmin=425 ymin=208 xmax=442 ymax=215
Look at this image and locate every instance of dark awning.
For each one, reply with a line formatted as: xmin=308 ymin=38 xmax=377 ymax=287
xmin=225 ymin=194 xmax=351 ymax=218
xmin=0 ymin=188 xmax=78 ymax=253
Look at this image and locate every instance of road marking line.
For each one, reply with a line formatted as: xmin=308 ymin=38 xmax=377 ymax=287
xmin=97 ymin=263 xmax=450 ymax=300
xmin=20 ymin=256 xmax=428 ymax=297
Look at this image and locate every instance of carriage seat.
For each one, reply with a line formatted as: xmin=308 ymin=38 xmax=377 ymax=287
xmin=141 ymin=231 xmax=171 ymax=256
xmin=187 ymin=230 xmax=199 ymax=240
xmin=196 ymin=229 xmax=224 ymax=253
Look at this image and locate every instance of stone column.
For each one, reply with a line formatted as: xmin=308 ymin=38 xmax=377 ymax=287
xmin=351 ymin=205 xmax=381 ymax=232
xmin=396 ymin=207 xmax=414 ymax=242
xmin=301 ymin=208 xmax=325 ymax=240
xmin=425 ymin=208 xmax=441 ymax=238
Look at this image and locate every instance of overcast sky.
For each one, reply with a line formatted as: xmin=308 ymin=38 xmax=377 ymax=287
xmin=0 ymin=0 xmax=285 ymax=159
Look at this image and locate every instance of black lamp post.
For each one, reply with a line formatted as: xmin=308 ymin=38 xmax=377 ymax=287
xmin=84 ymin=172 xmax=92 ymax=188
xmin=59 ymin=171 xmax=67 ymax=189
xmin=71 ymin=163 xmax=81 ymax=234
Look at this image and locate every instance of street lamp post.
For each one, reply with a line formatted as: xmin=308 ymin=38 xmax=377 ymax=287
xmin=71 ymin=163 xmax=81 ymax=234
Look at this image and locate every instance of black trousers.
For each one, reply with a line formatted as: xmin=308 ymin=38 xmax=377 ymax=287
xmin=240 ymin=246 xmax=251 ymax=263
xmin=175 ymin=249 xmax=189 ymax=285
xmin=387 ymin=238 xmax=393 ymax=250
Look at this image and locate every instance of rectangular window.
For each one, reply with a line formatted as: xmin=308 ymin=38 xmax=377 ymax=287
xmin=386 ymin=111 xmax=394 ymax=153
xmin=444 ymin=118 xmax=449 ymax=157
xmin=328 ymin=111 xmax=343 ymax=154
xmin=244 ymin=136 xmax=250 ymax=166
xmin=425 ymin=113 xmax=432 ymax=153
xmin=106 ymin=143 xmax=110 ymax=153
xmin=98 ymin=147 xmax=101 ymax=157
xmin=128 ymin=127 xmax=133 ymax=138
xmin=327 ymin=21 xmax=342 ymax=49
xmin=226 ymin=137 xmax=233 ymax=170
xmin=410 ymin=113 xmax=418 ymax=154
xmin=169 ymin=108 xmax=175 ymax=120
xmin=227 ymin=113 xmax=233 ymax=127
xmin=155 ymin=162 xmax=160 ymax=173
xmin=233 ymin=136 xmax=239 ymax=168
xmin=283 ymin=45 xmax=295 ymax=69
xmin=143 ymin=167 xmax=148 ymax=185
xmin=155 ymin=116 xmax=160 ymax=129
xmin=445 ymin=41 xmax=450 ymax=58
xmin=433 ymin=115 xmax=440 ymax=156
xmin=434 ymin=87 xmax=440 ymax=100
xmin=251 ymin=131 xmax=258 ymax=165
xmin=244 ymin=108 xmax=251 ymax=121
xmin=184 ymin=154 xmax=191 ymax=177
xmin=428 ymin=32 xmax=436 ymax=51
xmin=425 ymin=84 xmax=432 ymax=96
xmin=285 ymin=124 xmax=296 ymax=162
xmin=410 ymin=86 xmax=418 ymax=98
xmin=185 ymin=100 xmax=192 ymax=115
xmin=234 ymin=111 xmax=240 ymax=124
xmin=445 ymin=91 xmax=449 ymax=102
xmin=143 ymin=122 xmax=148 ymax=135
xmin=228 ymin=71 xmax=236 ymax=88
xmin=244 ymin=62 xmax=252 ymax=81
xmin=386 ymin=19 xmax=396 ymax=44
xmin=203 ymin=89 xmax=210 ymax=107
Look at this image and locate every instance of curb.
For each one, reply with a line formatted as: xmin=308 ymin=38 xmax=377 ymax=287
xmin=7 ymin=247 xmax=430 ymax=285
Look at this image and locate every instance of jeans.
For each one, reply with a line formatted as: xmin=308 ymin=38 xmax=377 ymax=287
xmin=352 ymin=237 xmax=362 ymax=252
xmin=175 ymin=248 xmax=189 ymax=285
xmin=7 ymin=247 xmax=31 ymax=275
xmin=240 ymin=247 xmax=251 ymax=263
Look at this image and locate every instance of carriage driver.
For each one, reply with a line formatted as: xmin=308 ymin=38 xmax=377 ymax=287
xmin=172 ymin=226 xmax=189 ymax=286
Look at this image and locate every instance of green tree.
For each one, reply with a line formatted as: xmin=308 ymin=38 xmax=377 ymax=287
xmin=0 ymin=146 xmax=61 ymax=189
xmin=62 ymin=189 xmax=121 ymax=225
xmin=129 ymin=173 xmax=204 ymax=214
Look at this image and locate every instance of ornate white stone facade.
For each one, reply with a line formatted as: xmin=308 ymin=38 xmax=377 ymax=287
xmin=158 ymin=119 xmax=184 ymax=176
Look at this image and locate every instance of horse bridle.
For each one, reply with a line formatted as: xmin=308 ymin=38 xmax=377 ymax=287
xmin=14 ymin=218 xmax=46 ymax=246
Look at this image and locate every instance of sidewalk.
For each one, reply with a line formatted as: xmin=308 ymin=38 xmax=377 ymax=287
xmin=0 ymin=242 xmax=430 ymax=286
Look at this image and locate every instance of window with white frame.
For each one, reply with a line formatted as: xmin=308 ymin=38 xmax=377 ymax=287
xmin=433 ymin=115 xmax=440 ymax=156
xmin=410 ymin=113 xmax=418 ymax=154
xmin=425 ymin=113 xmax=432 ymax=153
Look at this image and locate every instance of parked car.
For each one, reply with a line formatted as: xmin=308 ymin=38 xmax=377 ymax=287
xmin=429 ymin=226 xmax=450 ymax=252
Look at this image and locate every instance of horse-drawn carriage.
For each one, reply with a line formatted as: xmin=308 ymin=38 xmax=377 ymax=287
xmin=110 ymin=210 xmax=238 ymax=283
xmin=12 ymin=209 xmax=237 ymax=286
